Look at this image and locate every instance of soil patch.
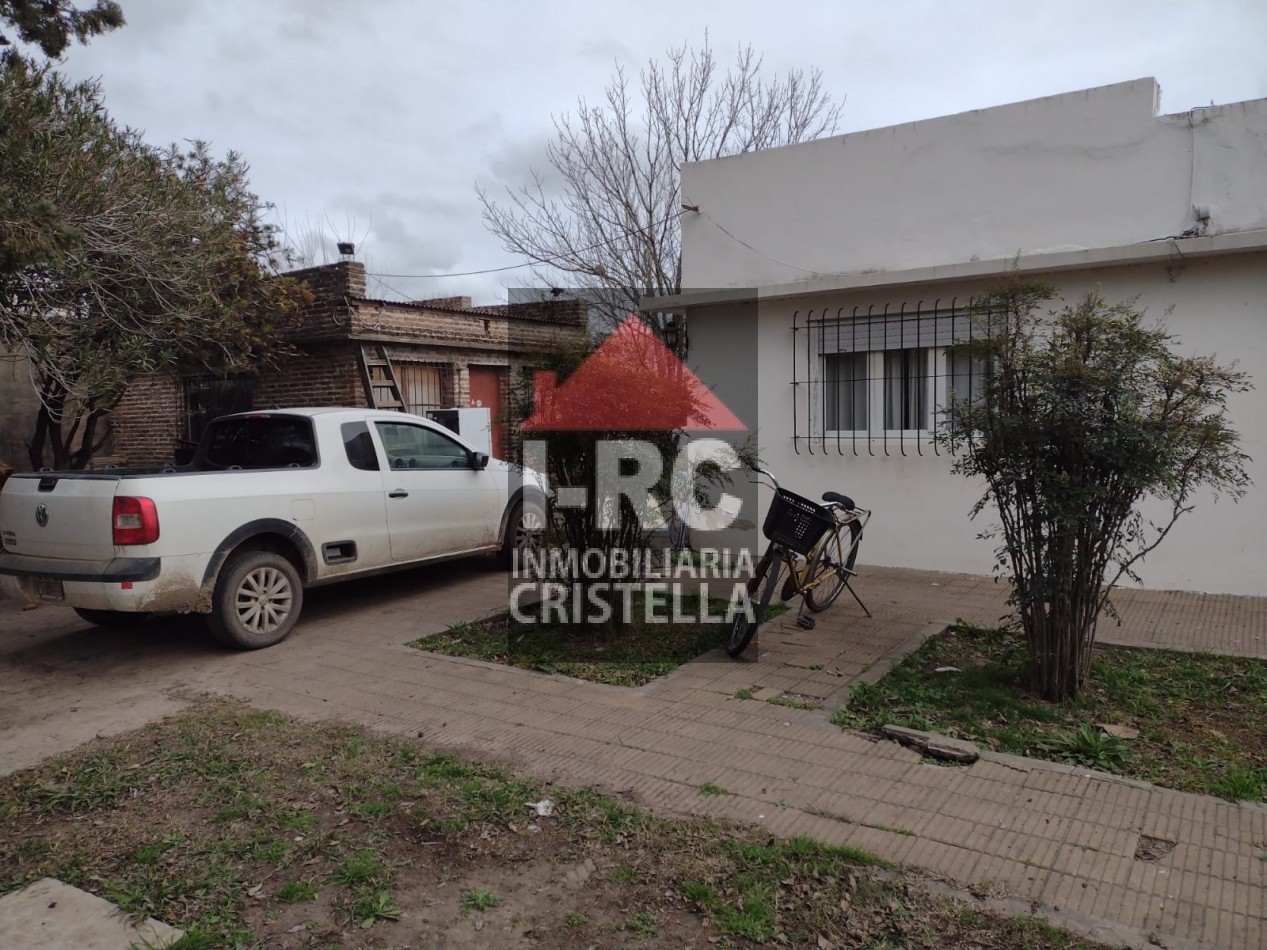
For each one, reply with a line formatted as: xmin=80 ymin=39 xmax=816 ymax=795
xmin=0 ymin=701 xmax=1104 ymax=947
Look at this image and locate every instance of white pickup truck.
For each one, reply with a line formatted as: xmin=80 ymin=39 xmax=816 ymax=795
xmin=0 ymin=408 xmax=548 ymax=648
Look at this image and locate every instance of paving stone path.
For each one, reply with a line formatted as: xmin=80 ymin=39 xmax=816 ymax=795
xmin=3 ymin=563 xmax=1264 ymax=948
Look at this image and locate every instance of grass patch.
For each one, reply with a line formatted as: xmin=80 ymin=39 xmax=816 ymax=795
xmin=411 ymin=592 xmax=746 ymax=686
xmin=833 ymin=623 xmax=1267 ymax=801
xmin=330 ymin=850 xmax=385 ymax=886
xmin=627 ymin=909 xmax=659 ymax=937
xmin=767 ymin=695 xmax=822 ymax=711
xmin=275 ymin=879 xmax=317 ymax=903
xmin=698 ymin=782 xmax=728 ymax=796
xmin=610 ymin=864 xmax=637 ymax=884
xmin=461 ymin=887 xmax=501 ymax=912
xmin=0 ymin=701 xmax=1107 ymax=947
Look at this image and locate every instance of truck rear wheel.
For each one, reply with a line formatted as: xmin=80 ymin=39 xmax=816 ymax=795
xmin=208 ymin=550 xmax=304 ymax=649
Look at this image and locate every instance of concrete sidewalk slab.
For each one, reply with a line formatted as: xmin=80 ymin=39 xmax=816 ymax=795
xmin=0 ymin=878 xmax=182 ymax=948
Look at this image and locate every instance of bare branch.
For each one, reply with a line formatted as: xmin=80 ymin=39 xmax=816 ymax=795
xmin=479 ymin=37 xmax=842 ymax=338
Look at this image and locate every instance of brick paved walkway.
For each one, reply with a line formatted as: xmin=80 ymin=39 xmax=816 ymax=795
xmin=3 ymin=563 xmax=1265 ymax=948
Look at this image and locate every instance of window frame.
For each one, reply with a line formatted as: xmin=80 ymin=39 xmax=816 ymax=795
xmin=816 ymin=347 xmax=977 ymax=440
xmin=374 ymin=420 xmax=474 ymax=471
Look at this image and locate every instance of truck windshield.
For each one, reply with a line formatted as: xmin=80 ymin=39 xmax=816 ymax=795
xmin=200 ymin=416 xmax=318 ymax=470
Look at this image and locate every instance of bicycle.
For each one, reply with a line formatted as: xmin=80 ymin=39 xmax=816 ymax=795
xmin=726 ymin=467 xmax=871 ymax=658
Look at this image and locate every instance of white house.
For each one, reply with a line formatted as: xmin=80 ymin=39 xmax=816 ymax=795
xmin=647 ymin=79 xmax=1267 ymax=596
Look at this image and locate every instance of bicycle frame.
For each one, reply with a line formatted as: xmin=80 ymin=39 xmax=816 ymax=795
xmin=751 ymin=466 xmax=872 ymax=618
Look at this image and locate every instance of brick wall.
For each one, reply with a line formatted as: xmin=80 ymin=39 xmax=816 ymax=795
xmin=111 ymin=374 xmax=183 ymax=466
xmin=107 ymin=261 xmax=587 ymax=464
xmin=254 ymin=344 xmax=365 ymax=409
xmin=283 ymin=261 xmax=363 ymax=342
xmin=110 ymin=346 xmax=365 ymax=466
xmin=353 ymin=301 xmax=582 ymax=353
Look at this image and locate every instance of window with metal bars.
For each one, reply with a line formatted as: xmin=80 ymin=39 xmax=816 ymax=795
xmin=793 ymin=301 xmax=996 ymax=456
xmin=184 ymin=375 xmax=255 ymax=443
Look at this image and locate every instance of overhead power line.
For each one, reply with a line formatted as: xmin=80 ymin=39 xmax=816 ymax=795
xmin=364 ymin=209 xmax=687 ymax=281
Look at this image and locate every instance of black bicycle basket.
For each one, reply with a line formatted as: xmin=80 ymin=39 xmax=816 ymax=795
xmin=763 ymin=488 xmax=835 ymax=556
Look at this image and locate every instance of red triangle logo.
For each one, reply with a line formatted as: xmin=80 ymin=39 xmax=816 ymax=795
xmin=523 ymin=315 xmax=746 ymax=432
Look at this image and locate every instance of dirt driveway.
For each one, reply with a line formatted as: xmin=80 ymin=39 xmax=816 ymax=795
xmin=0 ymin=557 xmax=510 ymax=776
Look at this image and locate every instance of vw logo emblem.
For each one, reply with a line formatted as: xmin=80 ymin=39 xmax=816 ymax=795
xmin=35 ymin=504 xmax=49 ymax=527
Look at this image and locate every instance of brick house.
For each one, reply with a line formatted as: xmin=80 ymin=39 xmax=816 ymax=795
xmin=110 ymin=261 xmax=586 ymax=465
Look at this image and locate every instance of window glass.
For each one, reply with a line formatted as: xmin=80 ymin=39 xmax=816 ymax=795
xmin=948 ymin=350 xmax=990 ymax=407
xmin=375 ymin=422 xmax=470 ymax=470
xmin=884 ymin=349 xmax=929 ymax=430
xmin=341 ymin=421 xmax=380 ymax=471
xmin=201 ymin=416 xmax=317 ymax=470
xmin=824 ymin=353 xmax=868 ymax=431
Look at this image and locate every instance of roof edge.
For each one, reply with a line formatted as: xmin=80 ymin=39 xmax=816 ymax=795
xmin=642 ymin=229 xmax=1267 ymax=310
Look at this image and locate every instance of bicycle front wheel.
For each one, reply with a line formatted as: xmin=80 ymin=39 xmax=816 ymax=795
xmin=804 ymin=521 xmax=862 ymax=613
xmin=726 ymin=548 xmax=782 ymax=657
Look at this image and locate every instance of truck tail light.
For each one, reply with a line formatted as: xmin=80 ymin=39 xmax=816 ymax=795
xmin=113 ymin=496 xmax=159 ymax=546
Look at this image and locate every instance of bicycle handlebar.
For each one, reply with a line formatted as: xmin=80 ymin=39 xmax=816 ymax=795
xmin=751 ymin=465 xmax=780 ymax=493
xmin=750 ymin=465 xmax=868 ymax=518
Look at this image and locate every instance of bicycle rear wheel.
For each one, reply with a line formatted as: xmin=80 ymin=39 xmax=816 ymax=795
xmin=726 ymin=548 xmax=782 ymax=657
xmin=804 ymin=520 xmax=862 ymax=613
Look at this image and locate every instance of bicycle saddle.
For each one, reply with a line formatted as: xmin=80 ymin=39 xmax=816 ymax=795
xmin=822 ymin=491 xmax=856 ymax=509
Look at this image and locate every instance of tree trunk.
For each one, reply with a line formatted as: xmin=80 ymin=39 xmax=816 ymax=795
xmin=1024 ymin=590 xmax=1096 ymax=701
xmin=69 ymin=408 xmax=109 ymax=469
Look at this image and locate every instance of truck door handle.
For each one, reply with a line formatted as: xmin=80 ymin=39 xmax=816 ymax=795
xmin=389 ymin=490 xmax=409 ymax=499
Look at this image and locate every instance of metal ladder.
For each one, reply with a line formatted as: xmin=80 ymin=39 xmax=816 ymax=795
xmin=358 ymin=343 xmax=405 ymax=411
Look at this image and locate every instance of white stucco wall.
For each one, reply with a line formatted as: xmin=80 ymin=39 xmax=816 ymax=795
xmin=685 ymin=252 xmax=1267 ymax=595
xmin=673 ymin=80 xmax=1267 ymax=596
xmin=680 ymin=79 xmax=1267 ymax=289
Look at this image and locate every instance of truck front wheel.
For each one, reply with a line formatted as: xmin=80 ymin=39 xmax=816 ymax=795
xmin=208 ymin=550 xmax=304 ymax=649
xmin=500 ymin=498 xmax=547 ymax=567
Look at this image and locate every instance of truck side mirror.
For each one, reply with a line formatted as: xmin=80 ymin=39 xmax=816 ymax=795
xmin=470 ymin=451 xmax=489 ymax=470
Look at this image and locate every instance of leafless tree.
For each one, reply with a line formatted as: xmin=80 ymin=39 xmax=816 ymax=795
xmin=276 ymin=210 xmax=372 ymax=270
xmin=478 ymin=37 xmax=843 ymax=336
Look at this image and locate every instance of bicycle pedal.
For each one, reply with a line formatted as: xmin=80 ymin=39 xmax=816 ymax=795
xmin=795 ymin=615 xmax=816 ymax=630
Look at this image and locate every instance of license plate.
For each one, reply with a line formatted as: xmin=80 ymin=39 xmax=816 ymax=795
xmin=30 ymin=576 xmax=64 ymax=601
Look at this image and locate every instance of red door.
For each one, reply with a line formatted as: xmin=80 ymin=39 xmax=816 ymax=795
xmin=468 ymin=367 xmax=505 ymax=459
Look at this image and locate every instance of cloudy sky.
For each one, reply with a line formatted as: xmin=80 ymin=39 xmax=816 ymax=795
xmin=48 ymin=0 xmax=1267 ymax=305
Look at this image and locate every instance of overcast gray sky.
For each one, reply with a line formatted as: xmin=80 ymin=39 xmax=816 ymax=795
xmin=50 ymin=0 xmax=1267 ymax=305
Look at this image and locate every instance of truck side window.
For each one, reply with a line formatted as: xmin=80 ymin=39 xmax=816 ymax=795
xmin=375 ymin=422 xmax=470 ymax=470
xmin=341 ymin=421 xmax=380 ymax=471
xmin=201 ymin=416 xmax=318 ymax=470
